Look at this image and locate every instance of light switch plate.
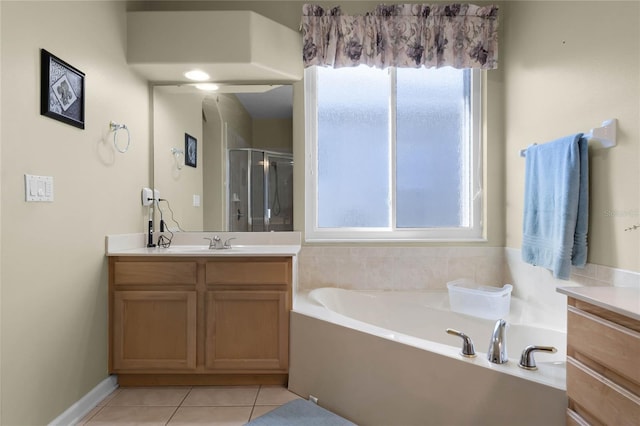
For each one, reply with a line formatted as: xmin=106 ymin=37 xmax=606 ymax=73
xmin=25 ymin=174 xmax=54 ymax=202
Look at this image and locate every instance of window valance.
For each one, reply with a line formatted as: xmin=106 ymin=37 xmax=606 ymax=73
xmin=302 ymin=3 xmax=499 ymax=70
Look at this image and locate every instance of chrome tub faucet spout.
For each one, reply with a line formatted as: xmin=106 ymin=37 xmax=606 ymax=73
xmin=487 ymin=319 xmax=508 ymax=364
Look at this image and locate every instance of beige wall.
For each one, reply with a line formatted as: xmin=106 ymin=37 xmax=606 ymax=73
xmin=0 ymin=1 xmax=150 ymax=424
xmin=153 ymin=88 xmax=204 ymax=231
xmin=503 ymin=1 xmax=640 ymax=272
xmin=201 ymin=94 xmax=253 ymax=230
xmin=253 ymin=118 xmax=293 ymax=152
xmin=216 ymin=94 xmax=253 ymax=146
xmin=203 ymin=98 xmax=225 ymax=230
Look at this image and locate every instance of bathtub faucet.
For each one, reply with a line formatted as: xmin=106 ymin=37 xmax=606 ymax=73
xmin=446 ymin=328 xmax=476 ymax=358
xmin=487 ymin=319 xmax=508 ymax=364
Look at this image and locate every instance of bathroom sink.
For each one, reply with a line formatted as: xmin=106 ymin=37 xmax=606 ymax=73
xmin=160 ymin=245 xmax=210 ymax=253
xmin=159 ymin=245 xmax=252 ymax=254
xmin=107 ymin=242 xmax=301 ymax=257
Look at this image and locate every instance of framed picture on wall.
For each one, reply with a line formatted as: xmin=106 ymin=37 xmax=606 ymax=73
xmin=185 ymin=133 xmax=197 ymax=168
xmin=40 ymin=49 xmax=85 ymax=129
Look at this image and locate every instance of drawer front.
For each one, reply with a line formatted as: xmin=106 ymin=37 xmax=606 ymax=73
xmin=566 ymin=409 xmax=590 ymax=426
xmin=114 ymin=261 xmax=197 ymax=286
xmin=567 ymin=358 xmax=640 ymax=426
xmin=568 ymin=306 xmax=640 ymax=385
xmin=206 ymin=259 xmax=291 ymax=285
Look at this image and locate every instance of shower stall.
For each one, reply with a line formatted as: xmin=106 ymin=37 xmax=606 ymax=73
xmin=227 ymin=149 xmax=293 ymax=232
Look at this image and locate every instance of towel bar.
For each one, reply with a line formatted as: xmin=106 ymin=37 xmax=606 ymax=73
xmin=519 ymin=119 xmax=617 ymax=157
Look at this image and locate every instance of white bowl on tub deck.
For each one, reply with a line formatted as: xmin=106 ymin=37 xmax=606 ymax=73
xmin=447 ymin=279 xmax=513 ymax=320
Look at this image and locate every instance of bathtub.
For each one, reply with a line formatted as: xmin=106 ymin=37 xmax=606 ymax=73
xmin=289 ymin=288 xmax=568 ymax=426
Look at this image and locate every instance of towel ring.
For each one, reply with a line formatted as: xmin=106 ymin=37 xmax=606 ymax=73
xmin=110 ymin=121 xmax=130 ymax=153
xmin=171 ymin=147 xmax=184 ymax=170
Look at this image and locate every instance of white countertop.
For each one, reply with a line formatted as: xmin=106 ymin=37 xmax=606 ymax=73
xmin=557 ymin=286 xmax=640 ymax=321
xmin=107 ymin=245 xmax=301 ymax=257
xmin=105 ymin=232 xmax=302 ymax=257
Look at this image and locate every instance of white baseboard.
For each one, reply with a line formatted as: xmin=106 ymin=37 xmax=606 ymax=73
xmin=48 ymin=375 xmax=118 ymax=426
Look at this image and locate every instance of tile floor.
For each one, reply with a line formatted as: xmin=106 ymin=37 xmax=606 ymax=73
xmin=79 ymin=385 xmax=303 ymax=425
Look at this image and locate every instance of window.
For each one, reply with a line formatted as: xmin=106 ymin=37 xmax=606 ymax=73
xmin=305 ymin=65 xmax=483 ymax=242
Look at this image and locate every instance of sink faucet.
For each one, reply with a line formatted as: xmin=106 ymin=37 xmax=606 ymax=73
xmin=204 ymin=236 xmax=223 ymax=250
xmin=223 ymin=237 xmax=236 ymax=249
xmin=204 ymin=236 xmax=236 ymax=250
xmin=487 ymin=319 xmax=508 ymax=364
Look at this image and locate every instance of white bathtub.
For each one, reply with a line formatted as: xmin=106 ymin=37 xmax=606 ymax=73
xmin=289 ymin=288 xmax=568 ymax=426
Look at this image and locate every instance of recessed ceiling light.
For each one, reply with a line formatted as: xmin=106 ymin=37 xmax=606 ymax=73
xmin=184 ymin=70 xmax=210 ymax=81
xmin=195 ymin=83 xmax=220 ymax=91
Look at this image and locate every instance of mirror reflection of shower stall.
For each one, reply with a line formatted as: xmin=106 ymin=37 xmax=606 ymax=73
xmin=228 ymin=149 xmax=293 ymax=232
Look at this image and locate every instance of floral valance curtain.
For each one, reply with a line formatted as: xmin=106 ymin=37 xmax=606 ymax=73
xmin=302 ymin=3 xmax=499 ymax=70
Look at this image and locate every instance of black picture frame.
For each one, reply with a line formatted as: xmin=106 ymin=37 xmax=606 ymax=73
xmin=40 ymin=49 xmax=85 ymax=129
xmin=185 ymin=133 xmax=197 ymax=168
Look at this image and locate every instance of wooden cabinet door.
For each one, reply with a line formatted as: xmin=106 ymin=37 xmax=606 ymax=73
xmin=112 ymin=290 xmax=197 ymax=371
xmin=205 ymin=290 xmax=288 ymax=372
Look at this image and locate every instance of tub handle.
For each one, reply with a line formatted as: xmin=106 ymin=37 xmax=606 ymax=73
xmin=518 ymin=345 xmax=557 ymax=370
xmin=446 ymin=328 xmax=477 ymax=358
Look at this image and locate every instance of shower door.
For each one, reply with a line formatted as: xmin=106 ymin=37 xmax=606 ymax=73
xmin=227 ymin=150 xmax=250 ymax=232
xmin=227 ymin=149 xmax=293 ymax=232
xmin=249 ymin=150 xmax=266 ymax=231
xmin=265 ymin=153 xmax=293 ymax=232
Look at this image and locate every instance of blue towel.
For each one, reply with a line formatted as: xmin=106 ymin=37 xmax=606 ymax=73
xmin=522 ymin=133 xmax=589 ymax=280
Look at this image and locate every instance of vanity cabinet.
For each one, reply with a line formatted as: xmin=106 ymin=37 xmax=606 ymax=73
xmin=564 ymin=293 xmax=640 ymax=426
xmin=108 ymin=256 xmax=292 ymax=386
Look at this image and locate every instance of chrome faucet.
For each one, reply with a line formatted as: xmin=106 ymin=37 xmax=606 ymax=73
xmin=518 ymin=345 xmax=557 ymax=370
xmin=487 ymin=319 xmax=508 ymax=364
xmin=204 ymin=236 xmax=236 ymax=250
xmin=204 ymin=236 xmax=223 ymax=249
xmin=446 ymin=328 xmax=477 ymax=358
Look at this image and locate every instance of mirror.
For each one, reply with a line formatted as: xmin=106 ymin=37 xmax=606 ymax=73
xmin=153 ymin=84 xmax=293 ymax=232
